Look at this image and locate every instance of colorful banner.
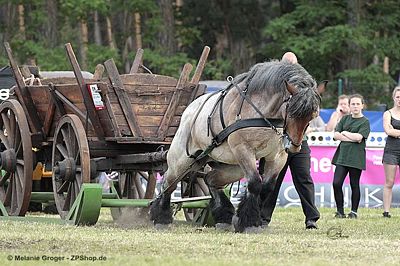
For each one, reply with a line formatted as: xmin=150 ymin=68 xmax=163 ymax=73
xmin=277 ymin=146 xmax=400 ymax=208
xmin=163 ymin=145 xmax=400 ymax=208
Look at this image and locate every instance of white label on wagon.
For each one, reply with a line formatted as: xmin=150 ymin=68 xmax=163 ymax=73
xmin=87 ymin=84 xmax=105 ymax=110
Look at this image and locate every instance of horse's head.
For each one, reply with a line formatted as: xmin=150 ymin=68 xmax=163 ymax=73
xmin=283 ymin=81 xmax=326 ymax=153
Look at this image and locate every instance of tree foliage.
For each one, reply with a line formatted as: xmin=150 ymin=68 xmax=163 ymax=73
xmin=0 ymin=0 xmax=399 ymax=107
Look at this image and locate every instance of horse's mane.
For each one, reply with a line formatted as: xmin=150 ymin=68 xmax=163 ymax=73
xmin=234 ymin=60 xmax=321 ymax=118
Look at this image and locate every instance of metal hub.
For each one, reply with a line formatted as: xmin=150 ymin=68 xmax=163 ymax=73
xmin=0 ymin=149 xmax=17 ymax=173
xmin=53 ymin=158 xmax=76 ymax=182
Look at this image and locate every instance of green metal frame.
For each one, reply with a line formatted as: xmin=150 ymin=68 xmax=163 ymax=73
xmin=0 ymin=183 xmax=217 ymax=227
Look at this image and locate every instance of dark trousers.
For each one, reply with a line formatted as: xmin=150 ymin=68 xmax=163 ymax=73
xmin=332 ymin=165 xmax=362 ymax=213
xmin=260 ymin=141 xmax=320 ymax=223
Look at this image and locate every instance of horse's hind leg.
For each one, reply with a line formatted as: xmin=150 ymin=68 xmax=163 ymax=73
xmin=205 ymin=163 xmax=244 ymax=231
xmin=149 ymin=171 xmax=175 ymax=229
xmin=204 ymin=168 xmax=236 ymax=231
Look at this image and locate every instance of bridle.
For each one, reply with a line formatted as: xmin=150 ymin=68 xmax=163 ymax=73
xmin=282 ymin=95 xmax=304 ymax=149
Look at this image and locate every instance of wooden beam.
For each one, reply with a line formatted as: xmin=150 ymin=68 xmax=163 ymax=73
xmin=104 ymin=58 xmax=143 ymax=138
xmin=4 ymin=42 xmax=43 ymax=136
xmin=129 ymin=48 xmax=144 ymax=74
xmin=64 ymin=43 xmax=104 ymax=139
xmin=54 ymin=89 xmax=92 ymax=128
xmin=93 ymin=64 xmax=104 ymax=80
xmin=47 ymin=84 xmax=66 ymax=116
xmin=43 ymin=84 xmax=57 ymax=136
xmin=189 ymin=83 xmax=207 ymax=103
xmin=191 ymin=46 xmax=210 ymax=84
xmin=157 ymin=63 xmax=192 ymax=139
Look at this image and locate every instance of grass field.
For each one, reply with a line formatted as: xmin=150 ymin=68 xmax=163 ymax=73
xmin=0 ymin=207 xmax=399 ymax=265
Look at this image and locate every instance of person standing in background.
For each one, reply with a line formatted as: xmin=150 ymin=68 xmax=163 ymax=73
xmin=306 ymin=107 xmax=326 ymax=134
xmin=382 ymin=86 xmax=400 ymax=218
xmin=326 ymin=95 xmax=350 ymax=131
xmin=260 ymin=51 xmax=320 ymax=229
xmin=332 ymin=94 xmax=370 ymax=219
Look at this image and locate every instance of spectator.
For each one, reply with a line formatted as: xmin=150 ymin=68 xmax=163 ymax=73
xmin=332 ymin=94 xmax=370 ymax=218
xmin=260 ymin=52 xmax=320 ymax=229
xmin=382 ymin=86 xmax=400 ymax=218
xmin=326 ymin=95 xmax=350 ymax=131
xmin=306 ymin=107 xmax=326 ymax=134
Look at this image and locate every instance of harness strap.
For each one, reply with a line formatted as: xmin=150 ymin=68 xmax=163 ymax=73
xmin=185 ymin=90 xmax=220 ymax=157
xmin=228 ymin=76 xmax=281 ymax=135
xmin=213 ymin=118 xmax=284 ymax=146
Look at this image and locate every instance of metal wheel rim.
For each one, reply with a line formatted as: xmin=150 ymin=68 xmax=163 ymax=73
xmin=0 ymin=99 xmax=33 ymax=216
xmin=52 ymin=114 xmax=90 ymax=219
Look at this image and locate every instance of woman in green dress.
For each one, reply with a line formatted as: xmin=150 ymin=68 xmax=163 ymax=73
xmin=332 ymin=94 xmax=370 ymax=219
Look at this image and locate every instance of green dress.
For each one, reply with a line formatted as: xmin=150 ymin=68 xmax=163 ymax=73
xmin=332 ymin=115 xmax=371 ymax=170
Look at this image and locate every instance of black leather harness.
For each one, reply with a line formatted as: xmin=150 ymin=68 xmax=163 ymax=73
xmin=186 ymin=76 xmax=288 ymax=161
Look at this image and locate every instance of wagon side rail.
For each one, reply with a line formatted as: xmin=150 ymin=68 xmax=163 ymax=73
xmin=64 ymin=43 xmax=105 ymax=139
xmin=157 ymin=46 xmax=210 ymax=139
xmin=3 ymin=42 xmax=44 ymax=143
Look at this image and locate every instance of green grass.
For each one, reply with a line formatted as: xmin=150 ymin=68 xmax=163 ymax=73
xmin=0 ymin=207 xmax=399 ymax=265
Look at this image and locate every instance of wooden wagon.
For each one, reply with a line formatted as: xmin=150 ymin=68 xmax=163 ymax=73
xmin=0 ymin=42 xmax=211 ymax=222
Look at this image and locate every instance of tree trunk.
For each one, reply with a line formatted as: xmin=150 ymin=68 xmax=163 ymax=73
xmin=231 ymin=40 xmax=255 ymax=75
xmin=346 ymin=0 xmax=364 ymax=70
xmin=106 ymin=16 xmax=116 ymax=49
xmin=158 ymin=0 xmax=177 ymax=55
xmin=45 ymin=0 xmax=58 ymax=46
xmin=17 ymin=4 xmax=25 ymax=40
xmin=134 ymin=12 xmax=142 ymax=49
xmin=123 ymin=36 xmax=134 ymax=73
xmin=79 ymin=19 xmax=89 ymax=70
xmin=94 ymin=10 xmax=102 ymax=45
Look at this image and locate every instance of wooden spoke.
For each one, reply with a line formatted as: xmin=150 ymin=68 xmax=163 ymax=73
xmin=1 ymin=112 xmax=12 ymax=144
xmin=0 ymin=130 xmax=10 ymax=149
xmin=13 ymin=126 xmax=21 ymax=152
xmin=56 ymin=181 xmax=69 ymax=194
xmin=133 ymin=174 xmax=145 ymax=199
xmin=0 ymin=171 xmax=10 ymax=186
xmin=63 ymin=183 xmax=72 ymax=211
xmin=0 ymin=100 xmax=33 ymax=216
xmin=181 ymin=174 xmax=210 ymax=222
xmin=56 ymin=143 xmax=69 ymax=159
xmin=52 ymin=114 xmax=90 ymax=219
xmin=110 ymin=171 xmax=155 ymax=221
xmin=60 ymin=127 xmax=72 ymax=156
xmin=9 ymin=112 xmax=16 ymax=148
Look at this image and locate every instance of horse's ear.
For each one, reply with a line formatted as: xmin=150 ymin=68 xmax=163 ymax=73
xmin=317 ymin=80 xmax=328 ymax=94
xmin=285 ymin=80 xmax=298 ymax=95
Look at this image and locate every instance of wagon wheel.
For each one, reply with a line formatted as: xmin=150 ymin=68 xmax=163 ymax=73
xmin=110 ymin=171 xmax=156 ymax=221
xmin=181 ymin=172 xmax=210 ymax=222
xmin=52 ymin=114 xmax=90 ymax=219
xmin=0 ymin=100 xmax=33 ymax=216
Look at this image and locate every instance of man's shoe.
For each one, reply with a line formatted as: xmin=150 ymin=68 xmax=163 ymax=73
xmin=305 ymin=220 xmax=318 ymax=229
xmin=347 ymin=212 xmax=358 ymax=219
xmin=382 ymin=212 xmax=391 ymax=218
xmin=334 ymin=212 xmax=346 ymax=218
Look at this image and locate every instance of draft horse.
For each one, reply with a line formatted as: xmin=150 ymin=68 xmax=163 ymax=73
xmin=150 ymin=59 xmax=325 ymax=232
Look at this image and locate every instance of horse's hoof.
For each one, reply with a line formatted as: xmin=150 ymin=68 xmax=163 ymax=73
xmin=243 ymin=226 xmax=263 ymax=234
xmin=215 ymin=223 xmax=233 ymax=232
xmin=154 ymin=223 xmax=171 ymax=230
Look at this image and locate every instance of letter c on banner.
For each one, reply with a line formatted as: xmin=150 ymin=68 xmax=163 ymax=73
xmin=283 ymin=185 xmax=300 ymax=203
xmin=0 ymin=89 xmax=10 ymax=101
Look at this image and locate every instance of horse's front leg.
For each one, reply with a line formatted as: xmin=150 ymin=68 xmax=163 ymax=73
xmin=229 ymin=144 xmax=263 ymax=233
